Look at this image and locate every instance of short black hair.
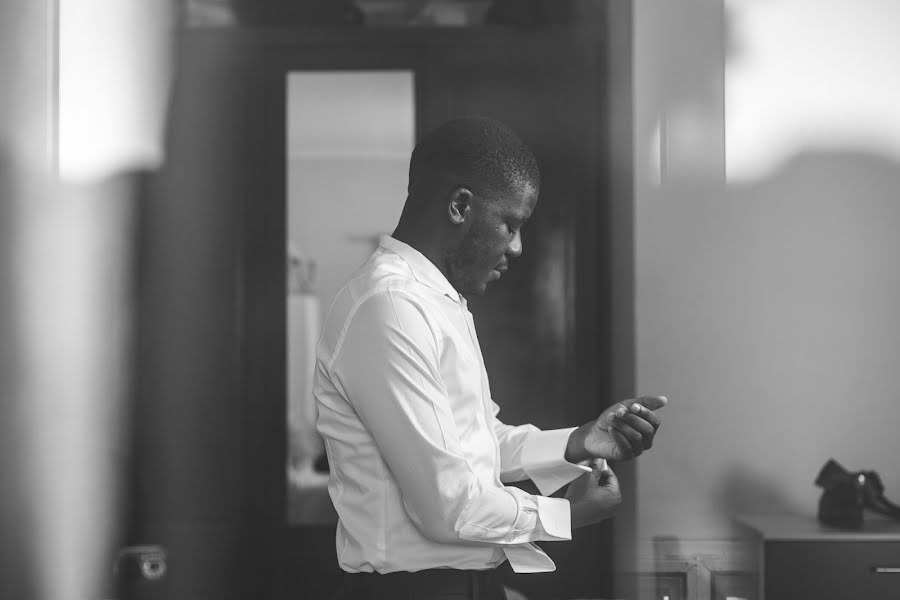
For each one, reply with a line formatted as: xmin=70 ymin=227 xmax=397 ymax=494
xmin=408 ymin=116 xmax=540 ymax=197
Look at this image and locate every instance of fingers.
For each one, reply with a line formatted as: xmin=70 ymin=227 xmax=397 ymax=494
xmin=599 ymin=465 xmax=618 ymax=488
xmin=607 ymin=404 xmax=658 ymax=440
xmin=607 ymin=403 xmax=660 ymax=456
xmin=594 ymin=461 xmax=616 ymax=486
xmin=597 ymin=397 xmax=666 ymax=460
xmin=597 ymin=468 xmax=610 ymax=486
xmin=632 ymin=395 xmax=667 ymax=411
xmin=619 ymin=413 xmax=656 ymax=450
xmin=609 ymin=419 xmax=644 ymax=457
xmin=623 ymin=402 xmax=660 ymax=430
xmin=637 ymin=405 xmax=661 ymax=429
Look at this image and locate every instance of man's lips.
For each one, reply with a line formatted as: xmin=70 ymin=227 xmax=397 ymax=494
xmin=489 ymin=265 xmax=508 ymax=281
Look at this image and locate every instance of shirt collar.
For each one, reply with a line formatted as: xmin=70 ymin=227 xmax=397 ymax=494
xmin=378 ymin=235 xmax=462 ymax=303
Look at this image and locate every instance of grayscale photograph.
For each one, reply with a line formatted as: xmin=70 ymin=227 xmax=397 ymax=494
xmin=2 ymin=1 xmax=899 ymax=600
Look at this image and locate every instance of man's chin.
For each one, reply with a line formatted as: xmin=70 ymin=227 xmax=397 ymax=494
xmin=458 ymin=281 xmax=488 ymax=297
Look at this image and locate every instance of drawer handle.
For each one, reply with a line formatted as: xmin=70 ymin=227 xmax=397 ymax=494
xmin=872 ymin=567 xmax=900 ymax=574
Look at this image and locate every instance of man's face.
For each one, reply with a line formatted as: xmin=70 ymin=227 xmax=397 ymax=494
xmin=446 ymin=182 xmax=538 ymax=296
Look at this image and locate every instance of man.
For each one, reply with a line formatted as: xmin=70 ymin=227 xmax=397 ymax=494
xmin=314 ymin=116 xmax=666 ymax=599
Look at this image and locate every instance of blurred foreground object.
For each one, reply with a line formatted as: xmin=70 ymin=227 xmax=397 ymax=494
xmin=58 ymin=0 xmax=174 ymax=182
xmin=1 ymin=1 xmax=173 ymax=600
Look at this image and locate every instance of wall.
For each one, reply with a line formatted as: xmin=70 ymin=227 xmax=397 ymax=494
xmin=633 ymin=0 xmax=900 ymax=540
xmin=288 ymin=157 xmax=408 ymax=308
xmin=286 ymin=70 xmax=413 ymax=309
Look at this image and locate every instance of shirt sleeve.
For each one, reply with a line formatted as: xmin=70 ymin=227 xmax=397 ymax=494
xmin=492 ymin=402 xmax=593 ymax=496
xmin=328 ymin=290 xmax=569 ymax=546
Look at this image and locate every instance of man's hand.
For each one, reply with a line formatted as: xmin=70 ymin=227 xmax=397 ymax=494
xmin=565 ymin=396 xmax=667 ymax=463
xmin=565 ymin=462 xmax=621 ymax=528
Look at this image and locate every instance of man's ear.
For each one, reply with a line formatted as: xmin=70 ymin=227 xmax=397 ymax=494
xmin=448 ymin=187 xmax=473 ymax=225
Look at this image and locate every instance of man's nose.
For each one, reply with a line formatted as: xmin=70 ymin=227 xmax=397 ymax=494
xmin=507 ymin=230 xmax=523 ymax=257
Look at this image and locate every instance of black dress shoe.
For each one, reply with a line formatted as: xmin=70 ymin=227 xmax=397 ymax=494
xmin=815 ymin=459 xmax=900 ymax=529
xmin=816 ymin=459 xmax=864 ymax=529
xmin=815 ymin=458 xmax=856 ymax=489
xmin=859 ymin=469 xmax=900 ymax=519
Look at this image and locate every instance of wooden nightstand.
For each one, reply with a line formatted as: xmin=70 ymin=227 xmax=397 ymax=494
xmin=737 ymin=514 xmax=900 ymax=600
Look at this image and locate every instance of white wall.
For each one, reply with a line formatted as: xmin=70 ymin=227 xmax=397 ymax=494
xmin=286 ymin=71 xmax=413 ymax=308
xmin=634 ymin=0 xmax=900 ymax=539
xmin=288 ymin=157 xmax=408 ymax=308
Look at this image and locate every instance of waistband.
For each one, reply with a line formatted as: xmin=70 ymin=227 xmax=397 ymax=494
xmin=340 ymin=567 xmax=505 ymax=597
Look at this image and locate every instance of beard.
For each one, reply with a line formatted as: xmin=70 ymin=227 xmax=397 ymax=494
xmin=444 ymin=224 xmax=496 ymax=296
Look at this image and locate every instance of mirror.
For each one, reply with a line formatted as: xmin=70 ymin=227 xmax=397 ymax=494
xmin=285 ymin=70 xmax=415 ymax=525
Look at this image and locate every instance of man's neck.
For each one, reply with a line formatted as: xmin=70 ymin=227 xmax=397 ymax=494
xmin=391 ymin=226 xmax=449 ymax=281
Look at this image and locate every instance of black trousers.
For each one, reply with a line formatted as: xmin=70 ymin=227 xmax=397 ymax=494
xmin=332 ymin=568 xmax=509 ymax=600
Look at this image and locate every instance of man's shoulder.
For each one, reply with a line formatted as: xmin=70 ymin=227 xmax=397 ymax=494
xmin=317 ymin=260 xmax=450 ymax=367
xmin=325 ymin=258 xmax=446 ymax=326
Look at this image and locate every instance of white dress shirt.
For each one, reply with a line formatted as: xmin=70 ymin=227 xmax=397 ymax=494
xmin=314 ymin=235 xmax=591 ymax=574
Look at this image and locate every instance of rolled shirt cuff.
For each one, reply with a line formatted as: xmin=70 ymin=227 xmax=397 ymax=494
xmin=522 ymin=427 xmax=592 ymax=496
